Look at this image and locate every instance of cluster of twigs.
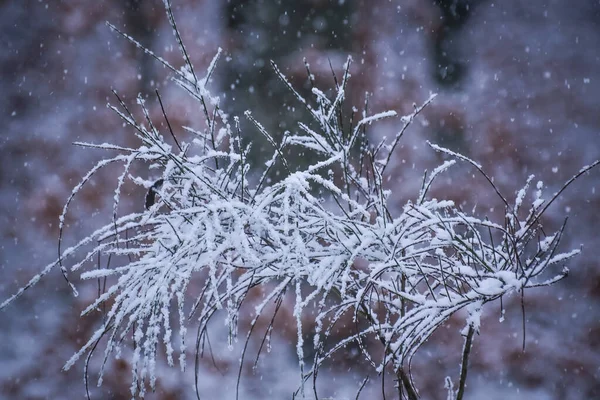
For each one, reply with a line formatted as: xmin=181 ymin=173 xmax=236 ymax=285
xmin=2 ymin=1 xmax=598 ymax=399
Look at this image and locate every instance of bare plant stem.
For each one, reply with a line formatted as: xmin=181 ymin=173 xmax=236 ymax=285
xmin=457 ymin=325 xmax=475 ymax=400
xmin=397 ymin=367 xmax=418 ymax=400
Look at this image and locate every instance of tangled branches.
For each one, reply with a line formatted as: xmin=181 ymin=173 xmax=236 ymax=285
xmin=2 ymin=2 xmax=598 ymax=399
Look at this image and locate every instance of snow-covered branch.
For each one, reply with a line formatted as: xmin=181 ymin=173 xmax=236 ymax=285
xmin=2 ymin=3 xmax=597 ymax=399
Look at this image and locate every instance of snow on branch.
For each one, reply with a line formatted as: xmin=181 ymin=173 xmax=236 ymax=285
xmin=2 ymin=2 xmax=598 ymax=399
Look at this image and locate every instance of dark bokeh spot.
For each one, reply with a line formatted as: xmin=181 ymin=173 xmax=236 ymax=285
xmin=431 ymin=0 xmax=477 ymax=88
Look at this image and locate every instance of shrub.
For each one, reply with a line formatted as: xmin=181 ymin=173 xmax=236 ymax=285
xmin=2 ymin=2 xmax=598 ymax=399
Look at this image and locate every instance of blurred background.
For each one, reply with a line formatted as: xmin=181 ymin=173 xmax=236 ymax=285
xmin=1 ymin=0 xmax=599 ymax=399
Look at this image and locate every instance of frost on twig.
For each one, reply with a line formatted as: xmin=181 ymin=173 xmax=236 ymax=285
xmin=2 ymin=3 xmax=598 ymax=399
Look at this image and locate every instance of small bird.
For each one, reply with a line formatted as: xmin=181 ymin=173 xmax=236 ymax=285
xmin=145 ymin=179 xmax=164 ymax=209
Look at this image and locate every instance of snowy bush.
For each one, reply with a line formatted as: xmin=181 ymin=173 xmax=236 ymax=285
xmin=2 ymin=2 xmax=598 ymax=399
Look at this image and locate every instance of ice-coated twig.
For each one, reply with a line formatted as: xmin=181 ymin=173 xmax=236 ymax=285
xmin=2 ymin=3 xmax=598 ymax=400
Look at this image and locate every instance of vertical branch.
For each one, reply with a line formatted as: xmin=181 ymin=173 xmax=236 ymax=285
xmin=401 ymin=249 xmax=407 ymax=318
xmin=397 ymin=367 xmax=418 ymax=400
xmin=456 ymin=325 xmax=475 ymax=400
xmin=521 ymin=289 xmax=526 ymax=351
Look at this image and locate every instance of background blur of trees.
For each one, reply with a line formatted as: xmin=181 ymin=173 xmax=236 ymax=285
xmin=1 ymin=1 xmax=599 ymax=398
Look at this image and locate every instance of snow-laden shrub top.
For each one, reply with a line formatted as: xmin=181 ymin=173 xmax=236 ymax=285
xmin=2 ymin=2 xmax=598 ymax=399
